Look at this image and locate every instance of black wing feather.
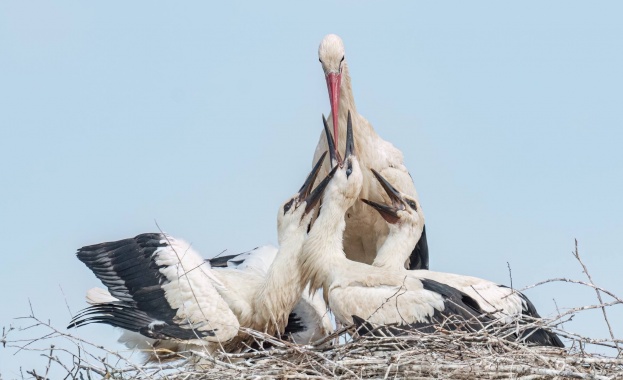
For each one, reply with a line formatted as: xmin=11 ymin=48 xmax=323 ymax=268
xmin=283 ymin=312 xmax=306 ymax=335
xmin=68 ymin=303 xmax=214 ymax=340
xmin=206 ymin=253 xmax=244 ymax=268
xmin=72 ymin=233 xmax=216 ymax=338
xmin=498 ymin=285 xmax=564 ymax=347
xmin=354 ymin=279 xmax=488 ymax=338
xmin=408 ymin=225 xmax=429 ymax=270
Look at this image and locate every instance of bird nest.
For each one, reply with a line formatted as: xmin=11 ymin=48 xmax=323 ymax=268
xmin=172 ymin=318 xmax=623 ymax=380
xmin=4 ymin=245 xmax=623 ymax=379
xmin=4 ymin=305 xmax=623 ymax=380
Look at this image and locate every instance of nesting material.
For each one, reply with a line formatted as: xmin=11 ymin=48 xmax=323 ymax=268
xmin=8 ymin=310 xmax=623 ymax=380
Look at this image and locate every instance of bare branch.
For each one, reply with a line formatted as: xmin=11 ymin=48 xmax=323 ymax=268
xmin=571 ymin=239 xmax=621 ymax=356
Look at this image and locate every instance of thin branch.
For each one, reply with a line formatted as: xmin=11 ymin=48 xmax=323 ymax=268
xmin=571 ymin=239 xmax=620 ymax=356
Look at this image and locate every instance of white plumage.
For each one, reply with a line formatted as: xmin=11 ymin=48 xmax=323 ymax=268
xmin=157 ymin=236 xmax=240 ymax=341
xmin=207 ymin=245 xmax=333 ymax=344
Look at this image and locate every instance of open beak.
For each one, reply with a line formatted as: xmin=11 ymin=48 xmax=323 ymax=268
xmin=361 ymin=199 xmax=400 ymax=224
xmin=299 ymin=151 xmax=327 ymax=200
xmin=370 ymin=169 xmax=403 ymax=208
xmin=304 ymin=165 xmax=338 ymax=214
xmin=362 ymin=169 xmax=405 ymax=224
xmin=344 ymin=110 xmax=355 ymax=160
xmin=322 ymin=114 xmax=338 ymax=166
xmin=326 ymin=72 xmax=341 ymax=150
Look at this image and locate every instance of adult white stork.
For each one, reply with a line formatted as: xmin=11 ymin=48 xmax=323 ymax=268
xmin=314 ymin=33 xmax=429 ymax=270
xmin=300 ymin=123 xmax=563 ymax=346
xmin=69 ymin=153 xmax=335 ymax=358
xmin=361 ymin=169 xmax=564 ymax=347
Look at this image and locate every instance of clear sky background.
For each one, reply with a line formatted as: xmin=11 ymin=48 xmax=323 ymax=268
xmin=1 ymin=1 xmax=622 ymax=376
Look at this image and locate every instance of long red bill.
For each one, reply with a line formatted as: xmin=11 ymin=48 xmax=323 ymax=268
xmin=325 ymin=72 xmax=341 ymax=150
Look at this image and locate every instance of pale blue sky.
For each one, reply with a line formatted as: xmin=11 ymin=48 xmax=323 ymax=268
xmin=2 ymin=1 xmax=622 ymax=376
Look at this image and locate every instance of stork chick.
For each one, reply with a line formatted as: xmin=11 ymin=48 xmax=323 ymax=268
xmin=362 ymin=170 xmax=564 ymax=347
xmin=70 ymin=152 xmax=336 ymax=359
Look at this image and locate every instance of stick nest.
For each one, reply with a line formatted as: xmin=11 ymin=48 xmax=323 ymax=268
xmin=4 ymin=242 xmax=622 ymax=379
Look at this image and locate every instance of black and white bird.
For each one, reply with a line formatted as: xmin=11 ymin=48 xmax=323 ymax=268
xmin=69 ymin=153 xmax=335 ymax=358
xmin=300 ymin=115 xmax=487 ymax=334
xmin=314 ymin=33 xmax=429 ymax=270
xmin=361 ymin=169 xmax=564 ymax=347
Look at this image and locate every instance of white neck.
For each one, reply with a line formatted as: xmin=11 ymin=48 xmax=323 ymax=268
xmin=330 ymin=63 xmax=388 ymax=203
xmin=252 ymin=227 xmax=306 ymax=334
xmin=330 ymin=62 xmax=380 ymax=156
xmin=372 ymin=223 xmax=422 ymax=269
xmin=300 ymin=191 xmax=353 ymax=295
xmin=301 ymin=189 xmax=400 ymax=302
xmin=339 ymin=62 xmax=357 ymax=116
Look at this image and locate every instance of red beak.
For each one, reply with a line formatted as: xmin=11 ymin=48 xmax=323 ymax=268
xmin=325 ymin=72 xmax=341 ymax=151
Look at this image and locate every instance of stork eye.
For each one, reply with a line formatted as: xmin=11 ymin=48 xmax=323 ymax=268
xmin=283 ymin=199 xmax=294 ymax=214
xmin=346 ymin=161 xmax=353 ymax=178
xmin=406 ymin=200 xmax=417 ymax=211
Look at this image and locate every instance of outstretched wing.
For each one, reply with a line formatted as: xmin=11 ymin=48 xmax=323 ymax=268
xmin=70 ymin=233 xmax=240 ymax=343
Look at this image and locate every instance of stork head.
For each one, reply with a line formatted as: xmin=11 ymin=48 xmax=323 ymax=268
xmin=361 ymin=170 xmax=425 ymax=230
xmin=277 ymin=152 xmax=336 ymax=240
xmin=318 ymin=34 xmax=346 ymax=151
xmin=322 ymin=111 xmax=362 ymax=211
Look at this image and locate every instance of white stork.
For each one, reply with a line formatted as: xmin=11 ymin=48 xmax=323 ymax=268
xmin=300 ymin=122 xmax=563 ymax=346
xmin=314 ymin=33 xmax=429 ymax=270
xmin=362 ymin=169 xmax=564 ymax=347
xmin=69 ymin=153 xmax=335 ymax=358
